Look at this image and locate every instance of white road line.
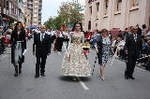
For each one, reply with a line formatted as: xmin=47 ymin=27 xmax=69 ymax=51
xmin=77 ymin=77 xmax=89 ymax=91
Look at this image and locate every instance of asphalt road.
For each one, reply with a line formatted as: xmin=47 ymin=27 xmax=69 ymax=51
xmin=0 ymin=39 xmax=150 ymax=99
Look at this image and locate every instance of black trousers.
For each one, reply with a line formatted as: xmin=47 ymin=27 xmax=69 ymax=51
xmin=35 ymin=55 xmax=47 ymax=75
xmin=57 ymin=37 xmax=64 ymax=51
xmin=125 ymin=53 xmax=137 ymax=77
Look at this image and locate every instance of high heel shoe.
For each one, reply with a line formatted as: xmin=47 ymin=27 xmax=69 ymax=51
xmin=100 ymin=76 xmax=105 ymax=81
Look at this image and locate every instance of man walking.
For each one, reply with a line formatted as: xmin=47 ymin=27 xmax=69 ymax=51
xmin=33 ymin=26 xmax=51 ymax=78
xmin=124 ymin=26 xmax=142 ymax=80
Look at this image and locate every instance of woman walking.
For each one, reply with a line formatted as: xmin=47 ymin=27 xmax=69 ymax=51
xmin=61 ymin=22 xmax=91 ymax=77
xmin=96 ymin=29 xmax=112 ymax=80
xmin=11 ymin=22 xmax=26 ymax=77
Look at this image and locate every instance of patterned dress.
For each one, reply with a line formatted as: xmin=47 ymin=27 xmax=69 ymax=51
xmin=97 ymin=36 xmax=111 ymax=66
xmin=61 ymin=32 xmax=91 ymax=77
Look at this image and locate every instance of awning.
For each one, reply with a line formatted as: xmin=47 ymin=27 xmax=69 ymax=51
xmin=26 ymin=26 xmax=38 ymax=29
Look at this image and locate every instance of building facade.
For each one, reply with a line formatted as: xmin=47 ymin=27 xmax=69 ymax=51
xmin=0 ymin=0 xmax=24 ymax=26
xmin=23 ymin=0 xmax=32 ymax=26
xmin=18 ymin=0 xmax=24 ymax=23
xmin=25 ymin=0 xmax=42 ymax=26
xmin=84 ymin=0 xmax=150 ymax=31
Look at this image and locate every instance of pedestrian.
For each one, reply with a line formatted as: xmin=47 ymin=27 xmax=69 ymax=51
xmin=95 ymin=29 xmax=113 ymax=80
xmin=53 ymin=30 xmax=64 ymax=52
xmin=33 ymin=26 xmax=52 ymax=78
xmin=57 ymin=28 xmax=64 ymax=52
xmin=124 ymin=26 xmax=142 ymax=80
xmin=61 ymin=22 xmax=91 ymax=78
xmin=10 ymin=22 xmax=26 ymax=77
xmin=63 ymin=30 xmax=70 ymax=50
xmin=0 ymin=36 xmax=5 ymax=55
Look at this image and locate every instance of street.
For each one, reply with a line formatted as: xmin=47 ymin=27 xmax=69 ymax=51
xmin=0 ymin=39 xmax=150 ymax=99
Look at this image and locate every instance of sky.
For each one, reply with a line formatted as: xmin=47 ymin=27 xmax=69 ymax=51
xmin=42 ymin=0 xmax=85 ymax=24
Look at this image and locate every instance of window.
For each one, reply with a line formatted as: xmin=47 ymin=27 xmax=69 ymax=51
xmin=95 ymin=23 xmax=98 ymax=27
xmin=116 ymin=0 xmax=122 ymax=11
xmin=11 ymin=5 xmax=14 ymax=13
xmin=129 ymin=0 xmax=139 ymax=11
xmin=130 ymin=0 xmax=139 ymax=8
xmin=90 ymin=6 xmax=92 ymax=14
xmin=96 ymin=2 xmax=99 ymax=12
xmin=6 ymin=0 xmax=9 ymax=10
xmin=88 ymin=0 xmax=93 ymax=4
xmin=104 ymin=0 xmax=109 ymax=15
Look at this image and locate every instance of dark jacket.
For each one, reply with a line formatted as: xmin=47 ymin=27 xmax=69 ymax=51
xmin=33 ymin=33 xmax=51 ymax=57
xmin=124 ymin=33 xmax=142 ymax=57
xmin=11 ymin=29 xmax=26 ymax=64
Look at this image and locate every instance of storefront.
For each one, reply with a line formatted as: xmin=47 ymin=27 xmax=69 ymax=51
xmin=0 ymin=13 xmax=19 ymax=27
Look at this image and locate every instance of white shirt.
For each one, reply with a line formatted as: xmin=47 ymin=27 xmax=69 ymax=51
xmin=133 ymin=34 xmax=137 ymax=41
xmin=59 ymin=32 xmax=64 ymax=38
xmin=40 ymin=33 xmax=45 ymax=41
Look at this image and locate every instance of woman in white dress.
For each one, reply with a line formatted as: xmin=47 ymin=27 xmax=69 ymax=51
xmin=61 ymin=22 xmax=91 ymax=77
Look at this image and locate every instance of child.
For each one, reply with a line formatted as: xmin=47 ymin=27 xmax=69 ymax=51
xmin=82 ymin=40 xmax=90 ymax=59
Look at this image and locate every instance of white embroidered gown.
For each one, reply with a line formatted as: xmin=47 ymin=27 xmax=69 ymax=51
xmin=61 ymin=32 xmax=91 ymax=77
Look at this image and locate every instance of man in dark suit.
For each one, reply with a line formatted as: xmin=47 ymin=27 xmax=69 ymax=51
xmin=33 ymin=26 xmax=51 ymax=78
xmin=124 ymin=26 xmax=142 ymax=80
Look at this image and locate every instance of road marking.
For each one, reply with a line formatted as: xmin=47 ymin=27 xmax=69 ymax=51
xmin=77 ymin=77 xmax=89 ymax=91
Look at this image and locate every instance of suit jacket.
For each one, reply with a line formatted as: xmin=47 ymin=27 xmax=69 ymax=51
xmin=124 ymin=33 xmax=142 ymax=57
xmin=33 ymin=33 xmax=51 ymax=57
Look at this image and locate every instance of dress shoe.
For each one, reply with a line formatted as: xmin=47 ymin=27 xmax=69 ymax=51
xmin=125 ymin=76 xmax=129 ymax=80
xmin=14 ymin=72 xmax=18 ymax=77
xmin=41 ymin=73 xmax=45 ymax=77
xmin=35 ymin=75 xmax=39 ymax=78
xmin=129 ymin=76 xmax=135 ymax=80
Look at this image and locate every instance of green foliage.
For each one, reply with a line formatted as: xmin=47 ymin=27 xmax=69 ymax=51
xmin=44 ymin=16 xmax=63 ymax=30
xmin=44 ymin=1 xmax=84 ymax=30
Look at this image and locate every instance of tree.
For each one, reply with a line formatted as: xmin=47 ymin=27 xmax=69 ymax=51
xmin=44 ymin=0 xmax=84 ymax=30
xmin=44 ymin=16 xmax=63 ymax=30
xmin=58 ymin=1 xmax=84 ymax=25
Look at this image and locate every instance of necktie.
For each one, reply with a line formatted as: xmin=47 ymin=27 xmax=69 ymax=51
xmin=41 ymin=34 xmax=44 ymax=42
